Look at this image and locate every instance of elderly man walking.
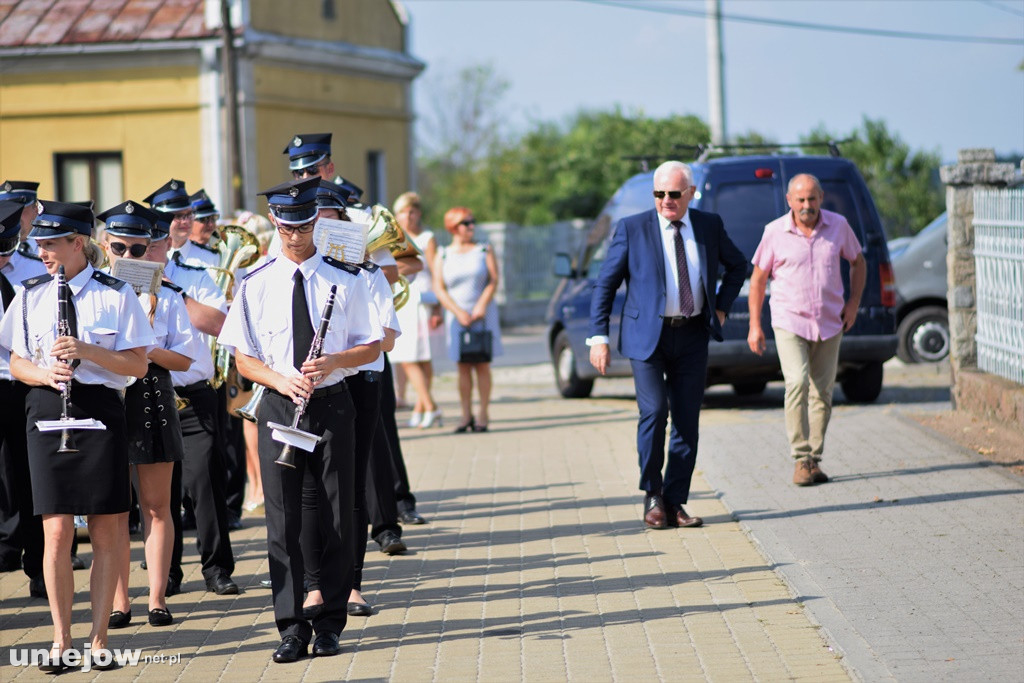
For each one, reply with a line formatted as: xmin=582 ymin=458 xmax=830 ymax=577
xmin=747 ymin=174 xmax=866 ymax=486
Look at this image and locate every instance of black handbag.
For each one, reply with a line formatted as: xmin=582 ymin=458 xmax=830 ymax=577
xmin=458 ymin=323 xmax=493 ymax=363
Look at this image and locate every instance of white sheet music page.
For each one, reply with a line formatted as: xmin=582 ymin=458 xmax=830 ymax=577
xmin=314 ymin=218 xmax=368 ymax=264
xmin=111 ymin=259 xmax=165 ymax=295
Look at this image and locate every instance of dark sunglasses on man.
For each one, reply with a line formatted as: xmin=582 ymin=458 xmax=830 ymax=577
xmin=652 ymin=190 xmax=686 ymax=199
xmin=0 ymin=235 xmax=18 ymax=256
xmin=291 ymin=163 xmax=325 ymax=180
xmin=108 ymin=242 xmax=148 ymax=258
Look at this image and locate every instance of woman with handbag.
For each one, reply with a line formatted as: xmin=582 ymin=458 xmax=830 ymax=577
xmin=433 ymin=207 xmax=503 ymax=433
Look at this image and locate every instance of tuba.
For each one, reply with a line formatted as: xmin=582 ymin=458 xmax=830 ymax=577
xmin=365 ymin=205 xmax=419 ymax=311
xmin=206 ymin=225 xmax=260 ymax=390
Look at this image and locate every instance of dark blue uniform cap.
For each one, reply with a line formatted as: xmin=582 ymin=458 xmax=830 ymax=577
xmin=283 ymin=133 xmax=332 ymax=172
xmin=29 ymin=200 xmax=94 ymax=239
xmin=143 ymin=179 xmax=191 ymax=213
xmin=190 ymin=188 xmax=219 ymax=220
xmin=316 ymin=180 xmax=348 ymax=211
xmin=258 ymin=177 xmax=321 ymax=225
xmin=332 ymin=175 xmax=364 ymax=205
xmin=0 ymin=180 xmax=39 ymax=205
xmin=0 ymin=200 xmax=24 ymax=238
xmin=151 ymin=211 xmax=172 ymax=241
xmin=96 ymin=200 xmax=159 ymax=238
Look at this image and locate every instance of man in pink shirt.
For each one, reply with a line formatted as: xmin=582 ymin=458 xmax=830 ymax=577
xmin=747 ymin=174 xmax=866 ymax=486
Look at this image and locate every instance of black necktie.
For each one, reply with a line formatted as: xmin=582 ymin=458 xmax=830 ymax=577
xmin=0 ymin=272 xmax=14 ymax=312
xmin=292 ymin=269 xmax=314 ymax=371
xmin=671 ymin=221 xmax=695 ymax=317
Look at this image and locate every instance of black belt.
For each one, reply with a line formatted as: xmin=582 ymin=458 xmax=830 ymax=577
xmin=268 ymin=381 xmax=347 ymax=401
xmin=663 ymin=315 xmax=702 ymax=327
xmin=360 ymin=370 xmax=381 ymax=383
xmin=174 ymin=380 xmax=211 ymax=395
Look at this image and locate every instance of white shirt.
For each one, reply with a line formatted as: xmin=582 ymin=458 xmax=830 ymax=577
xmin=2 ymin=250 xmax=48 ymax=290
xmin=146 ymin=284 xmax=196 ymax=358
xmin=164 ymin=256 xmax=226 ymax=386
xmin=0 ymin=264 xmax=156 ymax=390
xmin=217 ymin=253 xmax=382 ymax=386
xmin=357 ymin=264 xmax=400 ymax=372
xmin=658 ymin=212 xmax=705 ymax=318
xmin=169 ymin=240 xmax=219 ymax=269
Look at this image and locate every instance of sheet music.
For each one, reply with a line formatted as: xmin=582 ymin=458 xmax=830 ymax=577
xmin=111 ymin=259 xmax=164 ymax=295
xmin=37 ymin=419 xmax=107 ymax=431
xmin=314 ymin=218 xmax=368 ymax=264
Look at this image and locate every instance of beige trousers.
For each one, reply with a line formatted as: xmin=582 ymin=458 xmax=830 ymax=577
xmin=773 ymin=327 xmax=843 ymax=460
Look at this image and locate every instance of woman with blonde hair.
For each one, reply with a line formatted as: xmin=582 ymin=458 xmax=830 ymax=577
xmin=433 ymin=207 xmax=503 ymax=432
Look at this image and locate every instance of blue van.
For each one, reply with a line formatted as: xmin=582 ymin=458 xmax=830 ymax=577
xmin=547 ymin=154 xmax=898 ymax=402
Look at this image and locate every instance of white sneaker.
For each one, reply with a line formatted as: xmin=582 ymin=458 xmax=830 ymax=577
xmin=419 ymin=409 xmax=443 ymax=429
xmin=407 ymin=412 xmax=422 ymax=428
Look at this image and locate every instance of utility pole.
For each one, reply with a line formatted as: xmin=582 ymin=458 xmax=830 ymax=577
xmin=221 ymin=0 xmax=244 ymax=212
xmin=706 ymin=0 xmax=726 ymax=145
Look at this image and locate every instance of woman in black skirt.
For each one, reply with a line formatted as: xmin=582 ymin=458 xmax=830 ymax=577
xmin=0 ymin=200 xmax=154 ymax=671
xmin=98 ymin=202 xmax=195 ymax=629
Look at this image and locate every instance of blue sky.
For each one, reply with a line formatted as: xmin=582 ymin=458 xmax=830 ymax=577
xmin=403 ymin=0 xmax=1024 ymax=163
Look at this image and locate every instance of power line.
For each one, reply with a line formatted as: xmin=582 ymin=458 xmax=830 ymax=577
xmin=977 ymin=0 xmax=1024 ymax=18
xmin=579 ymin=0 xmax=1024 ymax=46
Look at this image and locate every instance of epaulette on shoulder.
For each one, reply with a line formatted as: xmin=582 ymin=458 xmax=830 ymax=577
xmin=170 ymin=251 xmax=207 ymax=271
xmin=242 ymin=257 xmax=275 ymax=281
xmin=92 ymin=270 xmax=126 ymax=291
xmin=21 ymin=273 xmax=53 ymax=290
xmin=323 ymin=256 xmax=360 ymax=275
xmin=191 ymin=239 xmax=219 ymax=254
xmin=161 ymin=280 xmax=184 ymax=294
xmin=17 ymin=242 xmax=42 ymax=261
xmin=357 ymin=260 xmax=380 ymax=273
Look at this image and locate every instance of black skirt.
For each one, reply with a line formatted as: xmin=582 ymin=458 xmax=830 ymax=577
xmin=124 ymin=363 xmax=185 ymax=465
xmin=26 ymin=382 xmax=130 ymax=516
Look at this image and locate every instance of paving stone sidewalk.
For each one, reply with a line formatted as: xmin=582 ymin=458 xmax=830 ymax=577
xmin=1 ymin=364 xmax=848 ymax=682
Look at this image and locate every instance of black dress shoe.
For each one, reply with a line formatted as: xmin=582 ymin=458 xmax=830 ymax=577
xmin=90 ymin=650 xmax=120 ymax=671
xmin=312 ymin=632 xmax=341 ymax=657
xmin=227 ymin=513 xmax=243 ymax=531
xmin=37 ymin=648 xmax=71 ymax=673
xmin=108 ymin=609 xmax=132 ymax=629
xmin=302 ymin=603 xmax=324 ymax=620
xmin=272 ymin=635 xmax=307 ymax=663
xmin=148 ymin=607 xmax=173 ymax=626
xmin=398 ymin=509 xmax=427 ymax=525
xmin=165 ymin=577 xmax=182 ymax=597
xmin=70 ymin=553 xmax=87 ymax=570
xmin=206 ymin=574 xmax=239 ymax=595
xmin=29 ymin=576 xmax=47 ymax=598
xmin=348 ymin=601 xmax=373 ymax=617
xmin=377 ymin=531 xmax=407 ymax=555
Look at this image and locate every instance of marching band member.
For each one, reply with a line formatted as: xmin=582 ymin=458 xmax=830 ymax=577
xmin=218 ymin=177 xmax=381 ymax=663
xmin=145 ymin=179 xmax=214 ymax=269
xmin=0 ymin=180 xmax=47 ymax=283
xmin=98 ymin=201 xmax=195 ymax=628
xmin=0 ymin=200 xmax=155 ymax=672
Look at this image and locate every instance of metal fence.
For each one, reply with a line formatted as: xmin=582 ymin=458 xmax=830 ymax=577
xmin=973 ymin=187 xmax=1024 ymax=385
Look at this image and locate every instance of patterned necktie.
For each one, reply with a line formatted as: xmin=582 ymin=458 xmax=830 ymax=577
xmin=672 ymin=221 xmax=695 ymax=317
xmin=292 ymin=269 xmax=314 ymax=371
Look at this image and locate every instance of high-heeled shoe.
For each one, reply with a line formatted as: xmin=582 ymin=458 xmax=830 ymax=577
xmin=419 ymin=409 xmax=442 ymax=429
xmin=407 ymin=412 xmax=423 ymax=428
xmin=454 ymin=416 xmax=475 ymax=433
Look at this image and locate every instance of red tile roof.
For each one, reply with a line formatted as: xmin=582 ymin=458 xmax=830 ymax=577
xmin=0 ymin=0 xmax=218 ymax=48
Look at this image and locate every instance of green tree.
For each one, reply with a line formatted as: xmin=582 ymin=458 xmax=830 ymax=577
xmin=802 ymin=117 xmax=944 ymax=238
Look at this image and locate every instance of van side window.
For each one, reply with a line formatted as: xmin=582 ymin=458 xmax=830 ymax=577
xmin=708 ymin=182 xmax=778 ymax=260
xmin=819 ymin=180 xmax=865 ymax=244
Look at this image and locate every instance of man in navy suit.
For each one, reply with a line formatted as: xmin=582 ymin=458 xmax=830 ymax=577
xmin=588 ymin=160 xmax=746 ymax=529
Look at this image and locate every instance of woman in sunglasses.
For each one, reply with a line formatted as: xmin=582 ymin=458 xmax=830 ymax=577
xmin=100 ymin=202 xmax=196 ymax=630
xmin=433 ymin=207 xmax=503 ymax=432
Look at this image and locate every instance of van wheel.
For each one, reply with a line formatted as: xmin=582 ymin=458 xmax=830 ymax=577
xmin=840 ymin=361 xmax=884 ymax=403
xmin=553 ymin=330 xmax=594 ymax=399
xmin=732 ymin=381 xmax=767 ymax=396
xmin=896 ymin=305 xmax=949 ymax=363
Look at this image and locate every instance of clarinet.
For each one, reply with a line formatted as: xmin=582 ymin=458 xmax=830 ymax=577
xmin=275 ymin=284 xmax=338 ymax=468
xmin=55 ymin=266 xmax=78 ymax=454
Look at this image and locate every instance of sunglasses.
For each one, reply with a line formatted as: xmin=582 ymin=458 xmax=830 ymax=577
xmin=277 ymin=221 xmax=316 ymax=234
xmin=108 ymin=242 xmax=149 ymax=258
xmin=653 ymin=190 xmax=687 ymax=199
xmin=292 ymin=163 xmax=325 ymax=179
xmin=458 ymin=219 xmax=476 ymax=227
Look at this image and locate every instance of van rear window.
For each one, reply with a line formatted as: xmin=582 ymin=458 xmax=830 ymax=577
xmin=708 ymin=182 xmax=778 ymax=259
xmin=819 ymin=180 xmax=865 ymax=244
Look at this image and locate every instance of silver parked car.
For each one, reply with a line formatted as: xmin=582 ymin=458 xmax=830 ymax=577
xmin=892 ymin=213 xmax=949 ymax=363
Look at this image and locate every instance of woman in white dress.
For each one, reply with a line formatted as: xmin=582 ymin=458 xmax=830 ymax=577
xmin=390 ymin=192 xmax=443 ymax=428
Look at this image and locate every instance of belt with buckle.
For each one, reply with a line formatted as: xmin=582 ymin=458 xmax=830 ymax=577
xmin=663 ymin=315 xmax=701 ymax=327
xmin=175 ymin=380 xmax=211 ymax=395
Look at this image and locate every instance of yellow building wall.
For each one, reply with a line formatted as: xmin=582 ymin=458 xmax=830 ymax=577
xmin=0 ymin=66 xmax=203 ymax=204
xmin=249 ymin=0 xmax=404 ymax=50
xmin=250 ymin=62 xmax=412 ymax=209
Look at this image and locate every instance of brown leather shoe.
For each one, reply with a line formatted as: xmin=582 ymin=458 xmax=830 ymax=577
xmin=809 ymin=460 xmax=829 ymax=483
xmin=670 ymin=505 xmax=703 ymax=528
xmin=643 ymin=494 xmax=667 ymax=529
xmin=793 ymin=458 xmax=815 ymax=486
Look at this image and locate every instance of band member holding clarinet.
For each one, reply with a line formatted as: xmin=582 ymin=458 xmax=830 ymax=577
xmin=98 ymin=201 xmax=195 ymax=628
xmin=0 ymin=200 xmax=155 ymax=672
xmin=218 ymin=177 xmax=381 ymax=663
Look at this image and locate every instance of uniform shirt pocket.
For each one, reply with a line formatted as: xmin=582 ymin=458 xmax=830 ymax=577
xmin=85 ymin=326 xmax=119 ymax=350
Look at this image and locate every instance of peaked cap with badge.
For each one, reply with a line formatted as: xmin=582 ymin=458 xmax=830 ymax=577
xmin=258 ymin=177 xmax=321 ymax=225
xmin=144 ymin=179 xmax=191 ymax=213
xmin=29 ymin=200 xmax=95 ymax=240
xmin=283 ymin=133 xmax=332 ymax=172
xmin=96 ymin=200 xmax=160 ymax=238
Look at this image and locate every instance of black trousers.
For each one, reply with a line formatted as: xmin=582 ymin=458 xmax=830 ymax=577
xmin=170 ymin=383 xmax=234 ymax=583
xmin=260 ymin=386 xmax=355 ymax=642
xmin=217 ymin=384 xmax=246 ymax=518
xmin=379 ymin=356 xmax=416 ymax=513
xmin=0 ymin=380 xmax=42 ymax=578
